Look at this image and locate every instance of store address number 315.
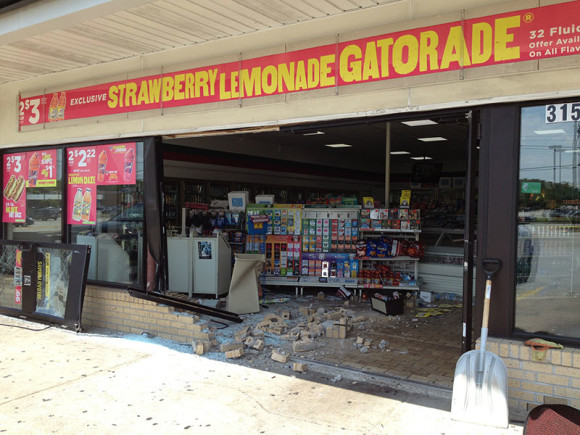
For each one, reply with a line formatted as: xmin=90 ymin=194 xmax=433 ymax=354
xmin=545 ymin=102 xmax=580 ymax=124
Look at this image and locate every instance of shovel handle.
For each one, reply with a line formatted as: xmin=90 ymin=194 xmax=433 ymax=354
xmin=482 ymin=258 xmax=502 ymax=280
xmin=481 ymin=258 xmax=501 ymax=345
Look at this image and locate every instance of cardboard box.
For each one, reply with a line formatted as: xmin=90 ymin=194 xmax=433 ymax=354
xmin=228 ymin=191 xmax=249 ymax=211
xmin=255 ymin=194 xmax=275 ymax=204
xmin=371 ymin=296 xmax=404 ymax=316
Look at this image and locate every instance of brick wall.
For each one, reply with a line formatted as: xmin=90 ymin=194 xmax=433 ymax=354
xmin=486 ymin=337 xmax=580 ymax=421
xmin=81 ymin=285 xmax=199 ymax=344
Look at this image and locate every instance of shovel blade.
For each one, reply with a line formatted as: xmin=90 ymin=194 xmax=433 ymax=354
xmin=451 ymin=349 xmax=509 ymax=428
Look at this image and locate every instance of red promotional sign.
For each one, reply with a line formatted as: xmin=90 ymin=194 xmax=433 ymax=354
xmin=28 ymin=149 xmax=57 ymax=187
xmin=18 ymin=2 xmax=580 ymax=128
xmin=2 ymin=150 xmax=58 ymax=223
xmin=3 ymin=153 xmax=28 ymax=223
xmin=66 ymin=142 xmax=136 ymax=225
xmin=67 ymin=146 xmax=97 ymax=225
xmin=96 ymin=142 xmax=136 ymax=185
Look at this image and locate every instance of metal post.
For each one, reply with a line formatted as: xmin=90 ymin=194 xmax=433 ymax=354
xmin=385 ymin=122 xmax=391 ymax=207
xmin=462 ymin=110 xmax=478 ymax=353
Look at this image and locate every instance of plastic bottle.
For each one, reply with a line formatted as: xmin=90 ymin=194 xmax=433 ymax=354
xmin=48 ymin=93 xmax=58 ymax=122
xmin=57 ymin=92 xmax=66 ymax=121
xmin=28 ymin=152 xmax=40 ymax=187
xmin=123 ymin=147 xmax=135 ymax=182
xmin=97 ymin=150 xmax=107 ymax=183
xmin=72 ymin=188 xmax=83 ymax=221
xmin=81 ymin=188 xmax=91 ymax=222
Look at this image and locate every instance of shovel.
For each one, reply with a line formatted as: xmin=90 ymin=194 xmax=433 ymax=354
xmin=451 ymin=258 xmax=509 ymax=428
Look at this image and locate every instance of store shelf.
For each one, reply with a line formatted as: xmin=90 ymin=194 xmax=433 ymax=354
xmin=360 ymin=228 xmax=421 ymax=234
xmin=356 ymin=256 xmax=419 ymax=262
xmin=357 ymin=216 xmax=421 ymax=299
xmin=260 ymin=275 xmax=358 ymax=296
xmin=354 ymin=284 xmax=419 ymax=290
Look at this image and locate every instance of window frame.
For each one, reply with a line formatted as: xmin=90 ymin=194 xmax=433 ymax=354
xmin=1 ymin=137 xmax=157 ymax=290
xmin=512 ymin=99 xmax=580 ymax=347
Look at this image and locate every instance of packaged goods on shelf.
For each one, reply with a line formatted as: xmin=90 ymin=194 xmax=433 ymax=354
xmin=264 ymin=235 xmax=301 ymax=277
xmin=360 ymin=208 xmax=421 ymax=231
xmin=300 ymin=252 xmax=357 ymax=278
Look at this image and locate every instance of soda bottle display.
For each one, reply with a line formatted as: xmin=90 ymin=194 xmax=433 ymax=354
xmin=72 ymin=188 xmax=83 ymax=221
xmin=28 ymin=152 xmax=40 ymax=187
xmin=48 ymin=93 xmax=58 ymax=122
xmin=123 ymin=147 xmax=135 ymax=182
xmin=57 ymin=92 xmax=66 ymax=121
xmin=97 ymin=150 xmax=107 ymax=183
xmin=81 ymin=188 xmax=91 ymax=222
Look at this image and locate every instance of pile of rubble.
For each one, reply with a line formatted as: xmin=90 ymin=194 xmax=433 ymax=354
xmin=189 ymin=297 xmax=400 ymax=373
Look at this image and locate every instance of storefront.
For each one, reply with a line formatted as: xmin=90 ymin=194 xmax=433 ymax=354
xmin=1 ymin=0 xmax=579 ymax=417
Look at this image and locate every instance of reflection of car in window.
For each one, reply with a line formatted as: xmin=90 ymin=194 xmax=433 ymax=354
xmin=14 ymin=216 xmax=34 ymax=227
xmin=98 ymin=203 xmax=143 ymax=235
xmin=517 ymin=225 xmax=538 ymax=284
xmin=29 ymin=207 xmax=61 ymax=221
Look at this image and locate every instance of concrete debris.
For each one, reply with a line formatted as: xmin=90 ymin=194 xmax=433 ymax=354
xmin=298 ymin=306 xmax=316 ymax=316
xmin=292 ymin=339 xmax=324 ymax=353
xmin=220 ymin=341 xmax=244 ymax=353
xmin=252 ymin=339 xmax=265 ymax=351
xmin=293 ymin=362 xmax=308 ymax=373
xmin=256 ymin=314 xmax=289 ymax=335
xmin=234 ymin=325 xmax=251 ymax=342
xmin=193 ymin=340 xmax=211 ymax=355
xmin=225 ymin=348 xmax=245 ymax=359
xmin=271 ymin=349 xmax=290 ymax=363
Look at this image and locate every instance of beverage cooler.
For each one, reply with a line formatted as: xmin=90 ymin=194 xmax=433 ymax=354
xmin=192 ymin=233 xmax=232 ymax=297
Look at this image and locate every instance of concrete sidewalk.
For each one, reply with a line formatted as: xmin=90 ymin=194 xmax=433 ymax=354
xmin=0 ymin=315 xmax=523 ymax=435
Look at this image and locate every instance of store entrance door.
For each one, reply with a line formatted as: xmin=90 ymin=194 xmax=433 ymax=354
xmin=461 ymin=110 xmax=479 ymax=353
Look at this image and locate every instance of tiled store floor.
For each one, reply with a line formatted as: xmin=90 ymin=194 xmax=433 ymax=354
xmin=297 ymin=297 xmax=463 ymax=388
xmin=183 ymin=289 xmax=465 ymax=390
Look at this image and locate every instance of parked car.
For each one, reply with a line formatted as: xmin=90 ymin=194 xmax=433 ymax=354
xmin=14 ymin=216 xmax=34 ymax=227
xmin=29 ymin=206 xmax=61 ymax=221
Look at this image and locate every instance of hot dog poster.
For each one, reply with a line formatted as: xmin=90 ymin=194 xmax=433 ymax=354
xmin=3 ymin=153 xmax=28 ymax=223
xmin=2 ymin=150 xmax=58 ymax=223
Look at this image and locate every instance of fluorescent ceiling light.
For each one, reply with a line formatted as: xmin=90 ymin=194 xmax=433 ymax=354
xmin=401 ymin=119 xmax=437 ymax=127
xmin=564 ymin=149 xmax=580 ymax=153
xmin=303 ymin=131 xmax=325 ymax=136
xmin=325 ymin=143 xmax=352 ymax=148
xmin=410 ymin=156 xmax=433 ymax=160
xmin=418 ymin=137 xmax=447 ymax=142
xmin=534 ymin=129 xmax=566 ymax=135
xmin=390 ymin=151 xmax=410 ymax=155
